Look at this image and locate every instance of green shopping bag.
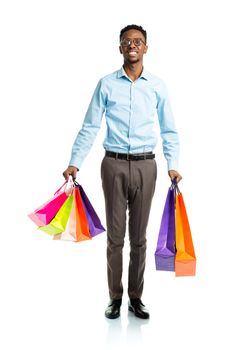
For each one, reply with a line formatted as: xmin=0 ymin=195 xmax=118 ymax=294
xmin=38 ymin=191 xmax=74 ymax=235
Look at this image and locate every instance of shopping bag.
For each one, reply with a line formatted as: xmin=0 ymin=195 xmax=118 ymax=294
xmin=76 ymin=182 xmax=105 ymax=237
xmin=28 ymin=178 xmax=73 ymax=226
xmin=175 ymin=187 xmax=196 ymax=276
xmin=38 ymin=190 xmax=74 ymax=235
xmin=154 ymin=184 xmax=176 ymax=271
xmin=53 ymin=186 xmax=92 ymax=242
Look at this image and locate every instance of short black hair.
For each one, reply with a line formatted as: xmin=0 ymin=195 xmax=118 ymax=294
xmin=120 ymin=24 xmax=147 ymax=43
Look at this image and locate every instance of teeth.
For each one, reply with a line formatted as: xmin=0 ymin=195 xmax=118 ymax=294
xmin=129 ymin=52 xmax=137 ymax=56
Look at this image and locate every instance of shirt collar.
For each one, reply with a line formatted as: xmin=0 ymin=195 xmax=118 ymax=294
xmin=117 ymin=66 xmax=149 ymax=81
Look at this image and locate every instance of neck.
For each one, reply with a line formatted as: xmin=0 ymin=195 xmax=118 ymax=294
xmin=123 ymin=61 xmax=144 ymax=81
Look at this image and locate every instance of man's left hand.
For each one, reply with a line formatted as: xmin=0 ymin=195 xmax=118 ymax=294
xmin=168 ymin=170 xmax=182 ymax=183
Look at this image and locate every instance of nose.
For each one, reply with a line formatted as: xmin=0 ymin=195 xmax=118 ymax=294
xmin=129 ymin=40 xmax=136 ymax=49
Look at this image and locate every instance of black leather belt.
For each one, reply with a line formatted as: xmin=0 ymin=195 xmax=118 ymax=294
xmin=105 ymin=151 xmax=155 ymax=161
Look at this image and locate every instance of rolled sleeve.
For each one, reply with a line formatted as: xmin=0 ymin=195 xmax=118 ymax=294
xmin=69 ymin=79 xmax=106 ymax=169
xmin=156 ymin=82 xmax=179 ymax=170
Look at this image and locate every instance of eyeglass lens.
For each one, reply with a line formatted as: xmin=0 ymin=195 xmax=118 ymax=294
xmin=120 ymin=38 xmax=145 ymax=46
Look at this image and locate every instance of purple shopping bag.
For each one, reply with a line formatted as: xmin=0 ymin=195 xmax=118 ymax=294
xmin=76 ymin=182 xmax=105 ymax=237
xmin=155 ymin=184 xmax=176 ymax=271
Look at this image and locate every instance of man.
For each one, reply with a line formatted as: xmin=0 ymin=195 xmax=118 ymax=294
xmin=63 ymin=24 xmax=182 ymax=319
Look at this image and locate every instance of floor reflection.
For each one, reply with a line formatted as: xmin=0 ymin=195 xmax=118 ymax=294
xmin=105 ymin=309 xmax=149 ymax=348
xmin=126 ymin=311 xmax=149 ymax=345
xmin=105 ymin=316 xmax=123 ymax=347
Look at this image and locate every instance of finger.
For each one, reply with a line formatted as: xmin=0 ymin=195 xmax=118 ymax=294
xmin=62 ymin=171 xmax=69 ymax=181
xmin=72 ymin=170 xmax=77 ymax=181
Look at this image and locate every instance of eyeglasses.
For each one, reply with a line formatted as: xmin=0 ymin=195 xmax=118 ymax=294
xmin=120 ymin=38 xmax=146 ymax=47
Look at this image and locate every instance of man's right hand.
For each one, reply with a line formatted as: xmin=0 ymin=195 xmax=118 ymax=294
xmin=63 ymin=166 xmax=78 ymax=181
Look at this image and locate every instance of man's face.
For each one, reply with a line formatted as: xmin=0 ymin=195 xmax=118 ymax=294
xmin=119 ymin=29 xmax=148 ymax=64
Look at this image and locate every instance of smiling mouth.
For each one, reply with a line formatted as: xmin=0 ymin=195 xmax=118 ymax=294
xmin=128 ymin=51 xmax=138 ymax=56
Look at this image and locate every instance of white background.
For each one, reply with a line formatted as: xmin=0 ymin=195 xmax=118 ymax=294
xmin=0 ymin=0 xmax=247 ymax=349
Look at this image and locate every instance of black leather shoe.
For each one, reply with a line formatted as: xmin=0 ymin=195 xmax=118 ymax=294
xmin=105 ymin=299 xmax=122 ymax=319
xmin=128 ymin=298 xmax=150 ymax=319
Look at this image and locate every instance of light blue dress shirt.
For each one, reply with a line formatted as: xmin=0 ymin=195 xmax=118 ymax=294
xmin=69 ymin=67 xmax=179 ymax=170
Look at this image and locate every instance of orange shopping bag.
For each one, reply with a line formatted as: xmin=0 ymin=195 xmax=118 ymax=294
xmin=54 ymin=186 xmax=92 ymax=242
xmin=175 ymin=187 xmax=196 ymax=276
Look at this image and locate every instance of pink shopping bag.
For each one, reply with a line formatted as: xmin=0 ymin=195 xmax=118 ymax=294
xmin=28 ymin=178 xmax=73 ymax=226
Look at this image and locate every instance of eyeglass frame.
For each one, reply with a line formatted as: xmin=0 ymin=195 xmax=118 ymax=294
xmin=120 ymin=38 xmax=146 ymax=47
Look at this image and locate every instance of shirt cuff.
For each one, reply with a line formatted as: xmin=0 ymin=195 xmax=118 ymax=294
xmin=167 ymin=159 xmax=178 ymax=171
xmin=69 ymin=156 xmax=83 ymax=171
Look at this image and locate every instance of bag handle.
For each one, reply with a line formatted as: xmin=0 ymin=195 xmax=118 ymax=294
xmin=171 ymin=177 xmax=181 ymax=195
xmin=54 ymin=181 xmax=67 ymax=195
xmin=54 ymin=176 xmax=74 ymax=195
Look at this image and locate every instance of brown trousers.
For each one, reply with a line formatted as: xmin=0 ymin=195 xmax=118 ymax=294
xmin=101 ymin=155 xmax=157 ymax=300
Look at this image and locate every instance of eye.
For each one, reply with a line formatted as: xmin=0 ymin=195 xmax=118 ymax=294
xmin=134 ymin=39 xmax=142 ymax=45
xmin=120 ymin=39 xmax=130 ymax=47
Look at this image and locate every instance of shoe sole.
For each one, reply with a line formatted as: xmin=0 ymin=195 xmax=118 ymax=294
xmin=105 ymin=312 xmax=120 ymax=319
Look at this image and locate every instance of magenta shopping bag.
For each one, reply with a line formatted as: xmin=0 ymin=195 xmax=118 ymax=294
xmin=154 ymin=183 xmax=176 ymax=271
xmin=28 ymin=179 xmax=73 ymax=227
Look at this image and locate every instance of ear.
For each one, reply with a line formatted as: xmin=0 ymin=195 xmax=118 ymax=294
xmin=144 ymin=45 xmax=148 ymax=54
xmin=119 ymin=46 xmax=123 ymax=54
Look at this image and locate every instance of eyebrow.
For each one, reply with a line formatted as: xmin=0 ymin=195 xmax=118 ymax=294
xmin=122 ymin=37 xmax=143 ymax=40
